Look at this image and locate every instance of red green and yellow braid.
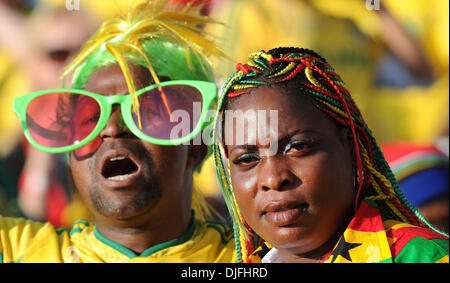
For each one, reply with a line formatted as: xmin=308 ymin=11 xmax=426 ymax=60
xmin=213 ymin=47 xmax=442 ymax=263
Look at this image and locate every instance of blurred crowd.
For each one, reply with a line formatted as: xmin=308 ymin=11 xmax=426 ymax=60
xmin=0 ymin=0 xmax=448 ymax=233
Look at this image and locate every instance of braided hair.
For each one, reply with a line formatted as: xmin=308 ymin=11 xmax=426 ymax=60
xmin=213 ymin=47 xmax=442 ymax=263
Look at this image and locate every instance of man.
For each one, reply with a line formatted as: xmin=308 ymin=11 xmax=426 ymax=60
xmin=1 ymin=0 xmax=235 ymax=262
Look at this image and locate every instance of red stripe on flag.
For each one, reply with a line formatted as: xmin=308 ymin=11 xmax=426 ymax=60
xmin=346 ymin=201 xmax=386 ymax=233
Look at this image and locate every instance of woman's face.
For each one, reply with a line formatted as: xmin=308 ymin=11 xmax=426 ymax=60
xmin=225 ymin=85 xmax=356 ymax=256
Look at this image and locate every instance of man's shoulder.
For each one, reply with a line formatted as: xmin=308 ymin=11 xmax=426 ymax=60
xmin=0 ymin=215 xmax=54 ymax=241
xmin=383 ymin=219 xmax=449 ymax=263
xmin=0 ymin=215 xmax=70 ymax=262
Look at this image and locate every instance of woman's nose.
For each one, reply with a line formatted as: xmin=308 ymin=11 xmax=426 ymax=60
xmin=258 ymin=157 xmax=298 ymax=192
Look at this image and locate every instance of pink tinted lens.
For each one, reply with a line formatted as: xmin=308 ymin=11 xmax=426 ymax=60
xmin=133 ymin=85 xmax=203 ymax=140
xmin=26 ymin=92 xmax=100 ymax=148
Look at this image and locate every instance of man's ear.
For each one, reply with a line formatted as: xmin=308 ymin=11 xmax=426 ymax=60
xmin=186 ymin=144 xmax=208 ymax=170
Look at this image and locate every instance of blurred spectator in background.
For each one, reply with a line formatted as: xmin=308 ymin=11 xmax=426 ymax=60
xmin=382 ymin=142 xmax=449 ymax=234
xmin=207 ymin=0 xmax=448 ymax=143
xmin=0 ymin=158 xmax=21 ymax=217
xmin=0 ymin=0 xmax=99 ymax=226
xmin=0 ymin=0 xmax=34 ymax=13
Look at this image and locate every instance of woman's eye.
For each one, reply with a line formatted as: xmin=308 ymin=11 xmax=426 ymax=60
xmin=232 ymin=153 xmax=260 ymax=166
xmin=284 ymin=140 xmax=314 ymax=154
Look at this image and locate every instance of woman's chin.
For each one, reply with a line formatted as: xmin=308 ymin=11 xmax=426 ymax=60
xmin=264 ymin=225 xmax=314 ymax=250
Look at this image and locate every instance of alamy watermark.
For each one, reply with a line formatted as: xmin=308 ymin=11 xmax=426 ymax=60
xmin=165 ymin=102 xmax=280 ymax=156
xmin=366 ymin=0 xmax=381 ymax=10
xmin=66 ymin=0 xmax=80 ymax=11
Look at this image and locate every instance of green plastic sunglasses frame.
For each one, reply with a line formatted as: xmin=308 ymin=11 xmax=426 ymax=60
xmin=14 ymin=80 xmax=217 ymax=153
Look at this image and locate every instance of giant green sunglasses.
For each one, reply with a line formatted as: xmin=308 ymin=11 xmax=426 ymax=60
xmin=14 ymin=80 xmax=217 ymax=153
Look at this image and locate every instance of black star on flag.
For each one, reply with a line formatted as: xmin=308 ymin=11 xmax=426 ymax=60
xmin=253 ymin=242 xmax=271 ymax=259
xmin=330 ymin=235 xmax=362 ymax=263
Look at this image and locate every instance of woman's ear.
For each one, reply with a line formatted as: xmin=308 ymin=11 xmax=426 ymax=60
xmin=340 ymin=126 xmax=357 ymax=167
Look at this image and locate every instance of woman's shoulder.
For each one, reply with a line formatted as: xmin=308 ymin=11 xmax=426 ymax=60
xmin=383 ymin=219 xmax=449 ymax=263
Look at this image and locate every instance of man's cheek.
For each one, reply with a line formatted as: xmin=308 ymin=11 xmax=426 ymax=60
xmin=70 ymin=156 xmax=91 ymax=192
xmin=74 ymin=136 xmax=102 ymax=159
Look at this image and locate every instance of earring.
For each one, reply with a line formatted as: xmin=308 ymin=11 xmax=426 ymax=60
xmin=352 ymin=165 xmax=358 ymax=189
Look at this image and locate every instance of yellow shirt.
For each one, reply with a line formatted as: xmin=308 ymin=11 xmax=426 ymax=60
xmin=0 ymin=51 xmax=29 ymax=157
xmin=0 ymin=214 xmax=236 ymax=263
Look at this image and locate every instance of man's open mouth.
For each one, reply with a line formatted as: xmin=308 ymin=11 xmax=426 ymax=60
xmin=101 ymin=155 xmax=139 ymax=181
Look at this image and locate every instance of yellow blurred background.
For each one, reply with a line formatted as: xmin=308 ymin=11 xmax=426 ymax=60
xmin=0 ymin=0 xmax=448 ymax=227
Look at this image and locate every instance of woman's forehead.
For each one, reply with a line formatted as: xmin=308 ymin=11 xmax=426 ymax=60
xmin=223 ymin=85 xmax=340 ymax=147
xmin=225 ymin=86 xmax=329 ymax=127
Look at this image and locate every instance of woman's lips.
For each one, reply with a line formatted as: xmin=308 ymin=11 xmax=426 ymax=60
xmin=262 ymin=202 xmax=308 ymax=226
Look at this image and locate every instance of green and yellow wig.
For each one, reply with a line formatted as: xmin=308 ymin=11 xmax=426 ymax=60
xmin=62 ymin=0 xmax=226 ymax=107
xmin=61 ymin=0 xmax=227 ymax=222
xmin=213 ymin=47 xmax=445 ymax=263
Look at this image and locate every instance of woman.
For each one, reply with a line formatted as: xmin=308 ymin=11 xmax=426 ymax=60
xmin=213 ymin=47 xmax=449 ymax=263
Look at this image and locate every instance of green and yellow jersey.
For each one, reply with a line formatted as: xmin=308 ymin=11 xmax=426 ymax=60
xmin=0 ymin=214 xmax=236 ymax=263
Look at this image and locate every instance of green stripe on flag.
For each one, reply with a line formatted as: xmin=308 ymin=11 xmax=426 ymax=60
xmin=395 ymin=237 xmax=448 ymax=263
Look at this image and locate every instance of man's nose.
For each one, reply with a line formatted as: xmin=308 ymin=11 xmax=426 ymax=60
xmin=258 ymin=157 xmax=298 ymax=192
xmin=100 ymin=105 xmax=133 ymax=139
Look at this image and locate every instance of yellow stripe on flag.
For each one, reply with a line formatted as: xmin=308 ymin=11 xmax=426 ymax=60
xmin=435 ymin=255 xmax=449 ymax=263
xmin=328 ymin=228 xmax=392 ymax=263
